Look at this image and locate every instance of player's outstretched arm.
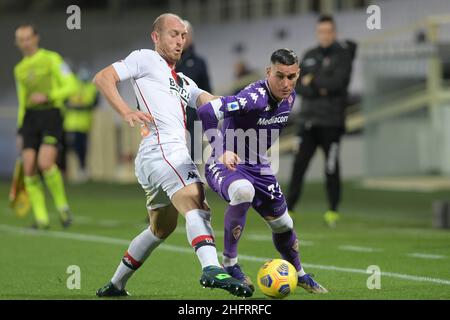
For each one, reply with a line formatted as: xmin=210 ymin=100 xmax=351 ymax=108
xmin=197 ymin=88 xmax=262 ymax=132
xmin=197 ymin=99 xmax=221 ymax=132
xmin=93 ymin=65 xmax=153 ymax=127
xmin=195 ymin=91 xmax=220 ymax=107
xmin=197 ymin=98 xmax=241 ymax=171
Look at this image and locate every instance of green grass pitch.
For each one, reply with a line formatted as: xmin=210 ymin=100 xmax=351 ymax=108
xmin=1 ymin=180 xmax=449 ymax=300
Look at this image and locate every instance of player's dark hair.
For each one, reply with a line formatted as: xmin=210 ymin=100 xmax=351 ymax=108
xmin=317 ymin=14 xmax=335 ymax=26
xmin=270 ymin=48 xmax=298 ymax=66
xmin=16 ymin=23 xmax=38 ymax=35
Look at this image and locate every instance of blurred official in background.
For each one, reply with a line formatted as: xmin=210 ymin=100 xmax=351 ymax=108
xmin=176 ymin=20 xmax=212 ymax=161
xmin=287 ymin=15 xmax=356 ymax=227
xmin=63 ymin=66 xmax=99 ymax=183
xmin=14 ymin=24 xmax=76 ymax=229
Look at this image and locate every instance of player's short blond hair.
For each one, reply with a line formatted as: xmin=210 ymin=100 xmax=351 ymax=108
xmin=152 ymin=13 xmax=184 ymax=33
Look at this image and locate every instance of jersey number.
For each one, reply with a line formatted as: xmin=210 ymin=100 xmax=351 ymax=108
xmin=267 ymin=183 xmax=283 ymax=200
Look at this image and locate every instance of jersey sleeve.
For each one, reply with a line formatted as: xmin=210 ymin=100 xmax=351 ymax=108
xmin=48 ymin=53 xmax=78 ymax=103
xmin=219 ymin=83 xmax=268 ymax=118
xmin=189 ymin=81 xmax=205 ymax=109
xmin=176 ymin=73 xmax=207 ymax=108
xmin=112 ymin=50 xmax=146 ymax=81
xmin=197 ymin=81 xmax=267 ymax=126
xmin=14 ymin=68 xmax=27 ymax=129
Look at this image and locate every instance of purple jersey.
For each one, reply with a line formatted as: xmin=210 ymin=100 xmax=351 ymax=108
xmin=198 ymin=79 xmax=295 ymax=165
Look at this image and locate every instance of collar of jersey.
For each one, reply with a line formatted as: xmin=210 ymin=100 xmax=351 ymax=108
xmin=265 ymin=80 xmax=284 ymax=109
xmin=23 ymin=48 xmax=44 ymax=62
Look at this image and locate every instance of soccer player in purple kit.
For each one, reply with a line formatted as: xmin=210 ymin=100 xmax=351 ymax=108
xmin=197 ymin=48 xmax=328 ymax=294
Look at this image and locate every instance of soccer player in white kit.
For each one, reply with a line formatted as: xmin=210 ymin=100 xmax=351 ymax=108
xmin=93 ymin=13 xmax=252 ymax=298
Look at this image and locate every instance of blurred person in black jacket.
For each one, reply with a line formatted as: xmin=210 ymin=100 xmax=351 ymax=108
xmin=230 ymin=60 xmax=261 ymax=95
xmin=176 ymin=20 xmax=212 ymax=161
xmin=287 ymin=15 xmax=356 ymax=227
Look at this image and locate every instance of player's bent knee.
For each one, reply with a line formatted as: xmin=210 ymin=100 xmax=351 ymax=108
xmin=149 ymin=206 xmax=178 ymax=239
xmin=151 ymin=225 xmax=175 ymax=239
xmin=38 ymin=160 xmax=54 ymax=172
xmin=228 ymin=179 xmax=255 ymax=205
xmin=150 ymin=218 xmax=177 ymax=239
xmin=266 ymin=211 xmax=294 ymax=234
xmin=172 ymin=183 xmax=205 ymax=213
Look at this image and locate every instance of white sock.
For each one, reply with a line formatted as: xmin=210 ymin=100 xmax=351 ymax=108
xmin=110 ymin=262 xmax=134 ymax=291
xmin=111 ymin=228 xmax=163 ymax=290
xmin=297 ymin=268 xmax=307 ymax=277
xmin=185 ymin=209 xmax=221 ymax=269
xmin=223 ymin=256 xmax=238 ymax=268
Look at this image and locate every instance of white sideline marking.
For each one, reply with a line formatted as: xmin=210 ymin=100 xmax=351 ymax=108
xmin=76 ymin=215 xmax=139 ymax=228
xmin=1 ymin=224 xmax=450 ymax=286
xmin=338 ymin=245 xmax=383 ymax=253
xmin=245 ymin=234 xmax=271 ymax=241
xmin=245 ymin=234 xmax=314 ymax=246
xmin=408 ymin=253 xmax=446 ymax=260
xmin=78 ymin=217 xmax=316 ymax=244
xmin=56 ymin=218 xmax=448 ymax=260
xmin=174 ymin=226 xmax=316 ymax=245
xmin=76 ymin=218 xmax=315 ymax=244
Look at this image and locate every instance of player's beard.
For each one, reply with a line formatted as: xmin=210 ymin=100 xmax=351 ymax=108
xmin=172 ymin=52 xmax=182 ymax=62
xmin=159 ymin=48 xmax=181 ymax=66
xmin=172 ymin=48 xmax=183 ymax=62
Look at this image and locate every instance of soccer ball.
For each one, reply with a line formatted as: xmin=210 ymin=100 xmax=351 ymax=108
xmin=257 ymin=259 xmax=298 ymax=299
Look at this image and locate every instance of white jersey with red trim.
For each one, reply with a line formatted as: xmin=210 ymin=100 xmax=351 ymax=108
xmin=113 ymin=49 xmax=205 ymax=146
xmin=112 ymin=49 xmax=204 ymax=207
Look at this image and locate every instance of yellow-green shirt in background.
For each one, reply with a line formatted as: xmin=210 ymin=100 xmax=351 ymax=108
xmin=64 ymin=78 xmax=98 ymax=133
xmin=14 ymin=48 xmax=78 ymax=128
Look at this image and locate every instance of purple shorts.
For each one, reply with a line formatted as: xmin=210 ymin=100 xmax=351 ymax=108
xmin=205 ymin=161 xmax=287 ymax=218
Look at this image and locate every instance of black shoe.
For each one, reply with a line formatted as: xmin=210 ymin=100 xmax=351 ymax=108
xmin=60 ymin=209 xmax=73 ymax=229
xmin=200 ymin=266 xmax=253 ymax=298
xmin=96 ymin=282 xmax=130 ymax=297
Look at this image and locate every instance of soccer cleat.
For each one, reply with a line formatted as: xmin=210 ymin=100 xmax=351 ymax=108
xmin=324 ymin=210 xmax=340 ymax=228
xmin=298 ymin=274 xmax=328 ymax=294
xmin=200 ymin=266 xmax=253 ymax=298
xmin=59 ymin=208 xmax=73 ymax=229
xmin=96 ymin=282 xmax=130 ymax=297
xmin=224 ymin=264 xmax=255 ymax=293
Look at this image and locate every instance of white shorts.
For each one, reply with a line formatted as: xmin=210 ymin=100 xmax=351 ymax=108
xmin=135 ymin=142 xmax=203 ymax=211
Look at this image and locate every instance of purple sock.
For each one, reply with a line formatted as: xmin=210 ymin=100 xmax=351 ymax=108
xmin=223 ymin=202 xmax=251 ymax=259
xmin=272 ymin=230 xmax=302 ymax=271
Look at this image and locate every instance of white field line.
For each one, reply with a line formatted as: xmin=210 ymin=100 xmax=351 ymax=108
xmin=407 ymin=253 xmax=446 ymax=260
xmin=75 ymin=220 xmax=314 ymax=245
xmin=76 ymin=215 xmax=141 ymax=228
xmin=244 ymin=234 xmax=314 ymax=246
xmin=77 ymin=217 xmax=447 ymax=258
xmin=174 ymin=226 xmax=315 ymax=246
xmin=1 ymin=224 xmax=450 ymax=286
xmin=338 ymin=245 xmax=383 ymax=253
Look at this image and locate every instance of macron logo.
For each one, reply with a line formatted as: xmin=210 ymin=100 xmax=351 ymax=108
xmin=257 ymin=115 xmax=289 ymax=126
